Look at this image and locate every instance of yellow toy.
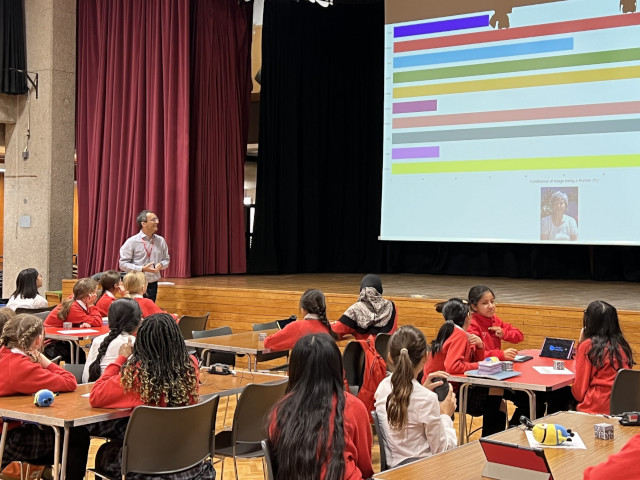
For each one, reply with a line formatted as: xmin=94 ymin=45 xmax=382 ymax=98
xmin=532 ymin=423 xmax=574 ymax=445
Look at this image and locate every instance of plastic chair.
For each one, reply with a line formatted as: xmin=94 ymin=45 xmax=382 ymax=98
xmin=610 ymin=369 xmax=640 ymax=414
xmin=371 ymin=410 xmax=389 ymax=471
xmin=252 ymin=321 xmax=289 ymax=370
xmin=15 ymin=306 xmax=55 ymax=315
xmin=343 ymin=341 xmax=365 ymax=396
xmin=192 ymin=327 xmax=236 ymax=367
xmin=89 ymin=395 xmax=219 ymax=479
xmin=214 ymin=379 xmax=288 ymax=480
xmin=261 ymin=440 xmax=275 ymax=480
xmin=32 ymin=311 xmax=50 ymax=322
xmin=63 ymin=363 xmax=86 ymax=384
xmin=177 ymin=313 xmax=210 ymax=341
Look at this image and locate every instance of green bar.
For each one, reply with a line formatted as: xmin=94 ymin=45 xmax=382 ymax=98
xmin=391 ymin=154 xmax=640 ymax=175
xmin=394 ymin=47 xmax=640 ymax=83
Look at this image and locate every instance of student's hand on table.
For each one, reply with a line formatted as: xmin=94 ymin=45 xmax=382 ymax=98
xmin=488 ymin=326 xmax=504 ymax=338
xmin=440 ymin=385 xmax=456 ymax=417
xmin=424 ymin=371 xmax=449 ymax=391
xmin=467 ymin=333 xmax=483 ymax=348
xmin=503 ymin=348 xmax=518 ymax=360
xmin=80 ymin=322 xmax=91 ymax=328
xmin=118 ymin=338 xmax=134 ymax=358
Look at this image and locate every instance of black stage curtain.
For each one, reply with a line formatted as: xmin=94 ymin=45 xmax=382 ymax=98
xmin=250 ymin=0 xmax=640 ymax=281
xmin=0 ymin=0 xmax=28 ymax=95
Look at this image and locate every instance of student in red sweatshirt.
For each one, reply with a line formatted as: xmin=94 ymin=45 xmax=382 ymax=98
xmin=122 ymin=271 xmax=167 ymax=319
xmin=264 ymin=289 xmax=337 ymax=351
xmin=44 ymin=278 xmax=103 ymax=363
xmin=89 ymin=313 xmax=212 ymax=479
xmin=424 ymin=298 xmax=505 ymax=437
xmin=0 ymin=314 xmax=90 ymax=480
xmin=572 ymin=300 xmax=633 ymax=414
xmin=583 ymin=432 xmax=640 ymax=479
xmin=94 ymin=270 xmax=125 ymax=317
xmin=268 ymin=333 xmax=373 ymax=480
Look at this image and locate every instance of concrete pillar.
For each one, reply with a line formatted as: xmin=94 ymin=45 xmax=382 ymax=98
xmin=3 ymin=0 xmax=75 ymax=295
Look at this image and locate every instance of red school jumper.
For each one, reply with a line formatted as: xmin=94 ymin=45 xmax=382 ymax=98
xmin=583 ymin=432 xmax=640 ymax=479
xmin=132 ymin=297 xmax=166 ymax=319
xmin=44 ymin=301 xmax=103 ymax=328
xmin=467 ymin=312 xmax=523 ymax=360
xmin=94 ymin=292 xmax=116 ymax=318
xmin=571 ymin=338 xmax=630 ymax=415
xmin=263 ymin=319 xmax=332 ymax=351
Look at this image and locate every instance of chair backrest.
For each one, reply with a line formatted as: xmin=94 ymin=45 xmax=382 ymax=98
xmin=610 ymin=369 xmax=640 ymax=415
xmin=375 ymin=333 xmax=391 ymax=362
xmin=63 ymin=363 xmax=86 ymax=384
xmin=122 ymin=395 xmax=219 ymax=476
xmin=261 ymin=440 xmax=275 ymax=480
xmin=15 ymin=305 xmax=56 ymax=315
xmin=192 ymin=326 xmax=232 ymax=339
xmin=371 ymin=410 xmax=389 ymax=471
xmin=33 ymin=311 xmax=51 ymax=321
xmin=192 ymin=327 xmax=235 ymax=367
xmin=233 ymin=379 xmax=289 ymax=444
xmin=252 ymin=321 xmax=278 ymax=332
xmin=343 ymin=341 xmax=365 ymax=394
xmin=178 ymin=313 xmax=210 ymax=340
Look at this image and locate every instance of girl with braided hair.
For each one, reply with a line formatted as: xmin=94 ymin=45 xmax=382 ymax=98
xmin=374 ymin=325 xmax=457 ymax=468
xmin=264 ymin=289 xmax=337 ymax=351
xmin=268 ymin=333 xmax=373 ymax=480
xmin=83 ymin=298 xmax=142 ymax=383
xmin=90 ymin=313 xmax=212 ymax=478
xmin=0 ymin=314 xmax=90 ymax=480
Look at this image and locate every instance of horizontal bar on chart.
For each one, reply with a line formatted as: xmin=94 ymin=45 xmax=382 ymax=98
xmin=393 ymin=101 xmax=640 ymax=129
xmin=392 ymin=99 xmax=437 ymax=114
xmin=394 ymin=47 xmax=640 ymax=83
xmin=393 ymin=65 xmax=640 ymax=98
xmin=394 ymin=15 xmax=489 ymax=38
xmin=392 ymin=119 xmax=640 ymax=144
xmin=394 ymin=12 xmax=640 ymax=53
xmin=393 ymin=38 xmax=573 ymax=69
xmin=392 ymin=146 xmax=440 ymax=159
xmin=391 ymin=154 xmax=640 ymax=175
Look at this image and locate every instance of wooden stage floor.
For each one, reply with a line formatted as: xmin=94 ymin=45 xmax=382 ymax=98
xmin=163 ymin=273 xmax=640 ymax=312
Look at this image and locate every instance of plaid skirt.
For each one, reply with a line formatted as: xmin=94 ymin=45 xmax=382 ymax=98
xmin=0 ymin=424 xmax=55 ymax=468
xmin=95 ymin=441 xmax=216 ymax=480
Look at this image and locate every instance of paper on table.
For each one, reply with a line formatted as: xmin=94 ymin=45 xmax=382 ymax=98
xmin=533 ymin=366 xmax=574 ymax=375
xmin=58 ymin=329 xmax=99 ymax=334
xmin=525 ymin=430 xmax=587 ymax=449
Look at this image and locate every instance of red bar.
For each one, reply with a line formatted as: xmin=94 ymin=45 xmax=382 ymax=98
xmin=394 ymin=13 xmax=640 ymax=53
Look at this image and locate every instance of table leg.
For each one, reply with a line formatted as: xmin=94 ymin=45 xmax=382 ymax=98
xmin=0 ymin=421 xmax=8 ymax=468
xmin=526 ymin=390 xmax=537 ymax=420
xmin=458 ymin=384 xmax=469 ymax=446
xmin=51 ymin=426 xmax=61 ymax=480
xmin=60 ymin=426 xmax=70 ymax=480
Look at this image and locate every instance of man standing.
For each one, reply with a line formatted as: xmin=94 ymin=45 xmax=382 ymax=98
xmin=119 ymin=210 xmax=170 ymax=302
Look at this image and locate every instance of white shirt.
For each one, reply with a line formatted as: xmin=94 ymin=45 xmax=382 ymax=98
xmin=82 ymin=332 xmax=136 ymax=383
xmin=374 ymin=376 xmax=457 ymax=467
xmin=540 ymin=214 xmax=578 ymax=241
xmin=6 ymin=294 xmax=49 ymax=311
xmin=119 ymin=231 xmax=170 ymax=283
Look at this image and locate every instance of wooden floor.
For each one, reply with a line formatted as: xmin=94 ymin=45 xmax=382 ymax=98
xmin=162 ymin=273 xmax=640 ymax=311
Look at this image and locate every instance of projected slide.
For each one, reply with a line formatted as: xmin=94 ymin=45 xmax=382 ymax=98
xmin=381 ymin=0 xmax=640 ymax=245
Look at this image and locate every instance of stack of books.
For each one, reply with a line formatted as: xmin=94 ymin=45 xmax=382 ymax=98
xmin=478 ymin=359 xmax=503 ymax=376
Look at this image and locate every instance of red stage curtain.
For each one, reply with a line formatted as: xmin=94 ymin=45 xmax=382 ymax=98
xmin=76 ymin=0 xmax=250 ymax=278
xmin=189 ymin=0 xmax=251 ymax=274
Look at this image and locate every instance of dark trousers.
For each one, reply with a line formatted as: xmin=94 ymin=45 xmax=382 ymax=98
xmin=144 ymin=281 xmax=158 ymax=302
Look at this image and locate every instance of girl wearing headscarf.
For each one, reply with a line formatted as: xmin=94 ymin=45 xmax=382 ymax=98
xmin=332 ymin=274 xmax=398 ymax=340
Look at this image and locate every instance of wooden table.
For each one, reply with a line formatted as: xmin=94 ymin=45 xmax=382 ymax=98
xmin=45 ymin=326 xmax=110 ymax=364
xmin=185 ymin=329 xmax=284 ymax=371
xmin=451 ymin=349 xmax=576 ymax=444
xmin=0 ymin=371 xmax=287 ymax=480
xmin=374 ymin=411 xmax=640 ymax=479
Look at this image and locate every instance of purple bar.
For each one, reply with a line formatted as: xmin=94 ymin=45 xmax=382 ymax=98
xmin=392 ymin=146 xmax=440 ymax=159
xmin=393 ymin=99 xmax=437 ymax=114
xmin=394 ymin=15 xmax=490 ymax=38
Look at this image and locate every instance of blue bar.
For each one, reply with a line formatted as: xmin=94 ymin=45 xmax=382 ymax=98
xmin=394 ymin=38 xmax=574 ymax=69
xmin=394 ymin=15 xmax=490 ymax=38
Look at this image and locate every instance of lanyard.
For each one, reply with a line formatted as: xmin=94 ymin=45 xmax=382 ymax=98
xmin=142 ymin=237 xmax=154 ymax=259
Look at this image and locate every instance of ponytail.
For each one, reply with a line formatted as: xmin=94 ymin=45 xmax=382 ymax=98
xmin=431 ymin=298 xmax=469 ymax=355
xmin=431 ymin=321 xmax=455 ymax=356
xmin=386 ymin=325 xmax=428 ymax=430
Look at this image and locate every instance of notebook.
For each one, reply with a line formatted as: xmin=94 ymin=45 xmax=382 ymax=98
xmin=480 ymin=438 xmax=554 ymax=480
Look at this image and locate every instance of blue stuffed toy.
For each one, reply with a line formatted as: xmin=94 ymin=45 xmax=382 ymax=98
xmin=34 ymin=389 xmax=55 ymax=407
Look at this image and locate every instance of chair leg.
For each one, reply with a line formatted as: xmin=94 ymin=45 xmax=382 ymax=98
xmin=233 ymin=457 xmax=239 ymax=480
xmin=262 ymin=457 xmax=267 ymax=480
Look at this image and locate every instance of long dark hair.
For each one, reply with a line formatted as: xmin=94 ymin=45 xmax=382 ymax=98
xmin=97 ymin=270 xmax=121 ymax=301
xmin=87 ymin=298 xmax=142 ymax=382
xmin=300 ymin=289 xmax=337 ymax=340
xmin=120 ymin=313 xmax=198 ymax=406
xmin=386 ymin=326 xmax=428 ymax=430
xmin=431 ymin=298 xmax=470 ymax=355
xmin=582 ymin=300 xmax=634 ymax=369
xmin=268 ymin=334 xmax=346 ymax=480
xmin=11 ymin=268 xmax=40 ymax=300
